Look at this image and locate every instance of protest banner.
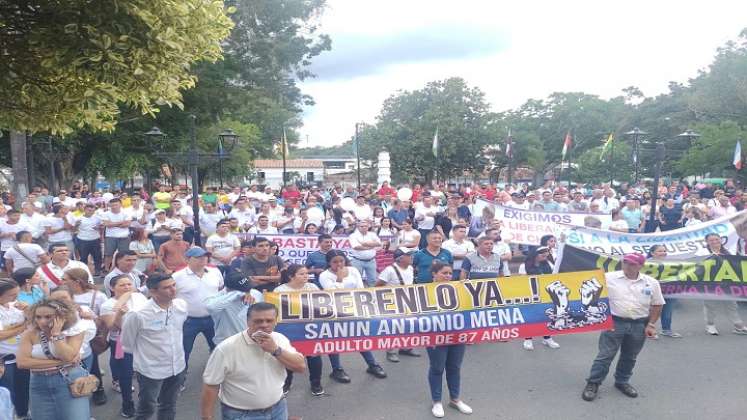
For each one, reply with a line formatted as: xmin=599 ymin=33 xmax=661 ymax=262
xmin=237 ymin=233 xmax=351 ymax=265
xmin=563 ymin=210 xmax=747 ymax=258
xmin=555 ymin=244 xmax=747 ymax=301
xmin=475 ymin=199 xmax=611 ymax=245
xmin=265 ymin=270 xmax=612 ymax=355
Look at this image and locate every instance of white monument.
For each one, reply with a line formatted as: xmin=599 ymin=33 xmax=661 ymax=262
xmin=377 ymin=150 xmax=391 ymax=185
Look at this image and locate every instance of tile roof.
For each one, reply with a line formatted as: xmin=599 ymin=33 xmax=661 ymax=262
xmin=253 ymin=159 xmax=324 ymax=169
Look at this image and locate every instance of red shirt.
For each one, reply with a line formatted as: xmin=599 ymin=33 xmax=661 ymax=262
xmin=375 ymin=249 xmax=395 ymax=273
xmin=378 ymin=185 xmax=396 ymax=198
xmin=282 ymin=190 xmax=301 ymax=204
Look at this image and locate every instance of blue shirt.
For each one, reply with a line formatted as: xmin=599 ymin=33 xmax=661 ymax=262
xmin=620 ymin=207 xmax=642 ymax=230
xmin=387 ymin=208 xmax=409 ymax=225
xmin=17 ymin=286 xmax=44 ymax=306
xmin=413 ymin=248 xmax=453 ymax=283
xmin=305 ymin=250 xmax=328 ymax=287
xmin=204 ymin=290 xmax=250 ymax=345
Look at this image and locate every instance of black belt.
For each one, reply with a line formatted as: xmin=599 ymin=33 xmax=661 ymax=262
xmin=222 ymin=398 xmax=283 ymax=413
xmin=352 ymin=256 xmax=374 ymax=262
xmin=187 ymin=315 xmax=212 ymax=320
xmin=612 ymin=315 xmax=649 ymax=324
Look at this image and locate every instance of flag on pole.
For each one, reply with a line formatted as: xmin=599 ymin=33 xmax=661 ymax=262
xmin=505 ymin=128 xmax=513 ymax=159
xmin=734 ymin=140 xmax=742 ymax=170
xmin=562 ymin=131 xmax=572 ymax=160
xmin=432 ymin=127 xmax=439 ymax=158
xmin=599 ymin=132 xmax=614 ymax=161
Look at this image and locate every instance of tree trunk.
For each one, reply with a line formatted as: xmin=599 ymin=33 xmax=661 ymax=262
xmin=10 ymin=131 xmax=29 ymax=199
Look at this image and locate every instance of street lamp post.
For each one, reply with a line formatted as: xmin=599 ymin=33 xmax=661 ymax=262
xmin=217 ymin=129 xmax=238 ymax=189
xmin=647 ymin=142 xmax=666 ymax=232
xmin=145 ymin=116 xmax=239 ymax=247
xmin=355 ymin=123 xmax=362 ymax=191
xmin=625 ymin=127 xmax=647 ymax=183
xmin=676 ymin=129 xmax=701 ymax=148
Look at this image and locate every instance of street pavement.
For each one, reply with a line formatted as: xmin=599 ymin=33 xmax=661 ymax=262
xmin=93 ymin=299 xmax=747 ymax=420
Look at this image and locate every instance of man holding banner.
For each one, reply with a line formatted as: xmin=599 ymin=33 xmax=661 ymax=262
xmin=582 ymin=253 xmax=664 ymax=402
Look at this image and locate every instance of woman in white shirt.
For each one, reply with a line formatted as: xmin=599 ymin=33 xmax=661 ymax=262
xmin=129 ymin=228 xmax=156 ymax=273
xmin=16 ymin=297 xmax=92 ymax=420
xmin=0 ymin=279 xmax=29 ymax=418
xmin=275 ymin=265 xmax=325 ymax=396
xmin=149 ymin=210 xmax=173 ymax=252
xmin=397 ymin=218 xmax=421 ymax=253
xmin=376 ymin=217 xmax=398 ymax=245
xmin=318 ymin=250 xmax=387 ymax=382
xmin=99 ymin=274 xmax=148 ymax=417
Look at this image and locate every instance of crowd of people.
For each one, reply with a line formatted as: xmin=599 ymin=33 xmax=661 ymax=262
xmin=0 ymin=177 xmax=743 ymax=419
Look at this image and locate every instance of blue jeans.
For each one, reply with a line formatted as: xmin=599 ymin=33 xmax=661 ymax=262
xmin=661 ymin=300 xmax=675 ymax=331
xmin=350 ymin=258 xmax=377 ymax=286
xmin=110 ymin=339 xmax=135 ymax=408
xmin=183 ymin=316 xmax=216 ymax=371
xmin=0 ymin=361 xmax=27 ymax=417
xmin=587 ymin=319 xmax=647 ymax=385
xmin=135 ymin=370 xmax=185 ymax=420
xmin=221 ymin=398 xmax=287 ymax=420
xmin=426 ymin=345 xmax=466 ymax=402
xmin=30 ymin=366 xmax=91 ymax=420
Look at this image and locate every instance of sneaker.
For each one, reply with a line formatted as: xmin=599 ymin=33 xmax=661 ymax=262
xmin=386 ymin=352 xmax=400 ymax=363
xmin=648 ymin=333 xmax=659 ymax=340
xmin=581 ymin=382 xmax=598 ymax=401
xmin=431 ymin=402 xmax=445 ymax=418
xmin=179 ymin=383 xmax=186 ymax=393
xmin=448 ymin=400 xmax=473 ymax=414
xmin=523 ymin=339 xmax=534 ymax=351
xmin=310 ymin=383 xmax=325 ymax=396
xmin=282 ymin=383 xmax=291 ymax=397
xmin=112 ymin=380 xmax=121 ymax=393
xmin=614 ymin=382 xmax=639 ymax=398
xmin=733 ymin=326 xmax=747 ymax=335
xmin=366 ymin=365 xmax=387 ymax=379
xmin=329 ymin=368 xmax=351 ymax=384
xmin=92 ymin=389 xmax=107 ymax=406
xmin=542 ymin=338 xmax=560 ymax=349
xmin=398 ymin=349 xmax=421 ymax=357
xmin=705 ymin=325 xmax=719 ymax=335
xmin=120 ymin=401 xmax=135 ymax=418
xmin=660 ymin=330 xmax=683 ymax=338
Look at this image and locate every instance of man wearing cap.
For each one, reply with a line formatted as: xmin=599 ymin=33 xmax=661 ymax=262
xmin=205 ymin=271 xmax=261 ymax=345
xmin=582 ymin=253 xmax=664 ymax=401
xmin=173 ymin=246 xmax=224 ymax=384
xmin=348 ymin=220 xmax=382 ymax=286
xmin=506 ymin=192 xmax=529 ymax=210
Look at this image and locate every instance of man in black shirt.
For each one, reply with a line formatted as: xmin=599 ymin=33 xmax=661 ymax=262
xmin=239 ymin=237 xmax=284 ymax=292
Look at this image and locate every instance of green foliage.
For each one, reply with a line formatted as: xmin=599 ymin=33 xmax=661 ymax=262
xmin=574 ymin=141 xmax=634 ymax=184
xmin=675 ymin=121 xmax=746 ymax=178
xmin=0 ymin=0 xmax=234 ymax=134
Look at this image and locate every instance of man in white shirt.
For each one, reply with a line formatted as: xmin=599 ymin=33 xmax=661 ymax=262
xmin=348 ymin=221 xmax=381 ymax=286
xmin=229 ymin=198 xmax=255 ymax=231
xmin=441 ymin=224 xmax=475 ymax=279
xmin=101 ymin=198 xmax=132 ymax=270
xmin=199 ymin=202 xmax=224 ymax=239
xmin=74 ymin=203 xmax=103 ymax=276
xmin=43 ymin=204 xmax=76 ymax=255
xmin=173 ymin=246 xmax=224 ymax=377
xmin=351 ymin=195 xmax=372 ymax=222
xmin=200 ymin=302 xmax=306 ymax=420
xmin=4 ymin=231 xmax=46 ymax=273
xmin=505 ymin=192 xmax=530 ymax=210
xmin=121 ymin=273 xmax=188 ymax=419
xmin=20 ymin=202 xmax=46 ymax=245
xmin=247 ymin=215 xmax=278 ymax=235
xmin=414 ymin=195 xmax=439 ymax=248
xmin=305 ymin=196 xmax=325 ymax=228
xmin=52 ymin=190 xmax=76 ymax=208
xmin=0 ymin=210 xmax=30 ymax=270
xmin=205 ymin=220 xmax=240 ymax=271
xmin=582 ymin=253 xmax=664 ymax=402
xmin=36 ymin=243 xmax=92 ymax=289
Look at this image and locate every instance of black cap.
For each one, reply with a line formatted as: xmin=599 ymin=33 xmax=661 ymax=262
xmin=224 ymin=271 xmax=252 ymax=292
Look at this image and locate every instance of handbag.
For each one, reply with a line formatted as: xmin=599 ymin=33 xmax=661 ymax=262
xmin=88 ymin=291 xmax=110 ymax=355
xmin=39 ymin=332 xmax=100 ymax=398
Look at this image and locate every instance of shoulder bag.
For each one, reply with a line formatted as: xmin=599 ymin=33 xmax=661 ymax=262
xmin=88 ymin=291 xmax=110 ymax=355
xmin=39 ymin=332 xmax=99 ymax=398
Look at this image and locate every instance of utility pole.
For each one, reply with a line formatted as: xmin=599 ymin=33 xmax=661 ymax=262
xmin=355 ymin=123 xmax=361 ymax=190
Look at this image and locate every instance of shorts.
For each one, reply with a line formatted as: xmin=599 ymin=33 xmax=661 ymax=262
xmin=104 ymin=237 xmax=130 ymax=257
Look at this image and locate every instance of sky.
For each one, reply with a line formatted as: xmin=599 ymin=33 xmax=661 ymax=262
xmin=297 ymin=0 xmax=747 ymax=148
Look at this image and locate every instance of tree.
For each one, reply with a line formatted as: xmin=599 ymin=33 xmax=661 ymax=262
xmin=675 ymin=121 xmax=747 ymax=179
xmin=574 ymin=141 xmax=634 ymax=184
xmin=0 ymin=0 xmax=234 ymax=134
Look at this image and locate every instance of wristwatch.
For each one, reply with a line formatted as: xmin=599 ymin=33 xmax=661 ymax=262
xmin=271 ymin=347 xmax=283 ymax=357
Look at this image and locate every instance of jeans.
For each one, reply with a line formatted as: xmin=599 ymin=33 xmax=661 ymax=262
xmin=587 ymin=319 xmax=647 ymax=385
xmin=221 ymin=398 xmax=287 ymax=420
xmin=703 ymin=300 xmax=744 ymax=327
xmin=0 ymin=361 xmax=27 ymax=417
xmin=328 ymin=351 xmax=377 ymax=370
xmin=30 ymin=366 xmax=91 ymax=420
xmin=426 ymin=345 xmax=466 ymax=402
xmin=284 ymin=356 xmax=322 ymax=389
xmin=183 ymin=316 xmax=216 ymax=371
xmin=110 ymin=339 xmax=135 ymax=408
xmin=77 ymin=238 xmax=103 ymax=273
xmin=350 ymin=258 xmax=377 ymax=286
xmin=661 ymin=299 xmax=675 ymax=331
xmin=135 ymin=370 xmax=185 ymax=420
